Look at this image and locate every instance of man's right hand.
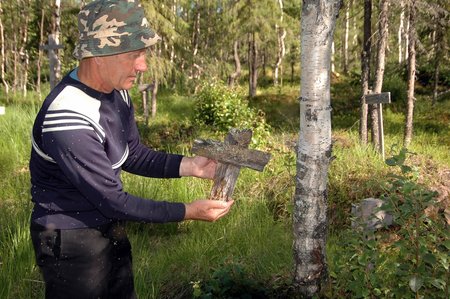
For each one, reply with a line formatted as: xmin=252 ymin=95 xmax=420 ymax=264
xmin=184 ymin=199 xmax=234 ymax=222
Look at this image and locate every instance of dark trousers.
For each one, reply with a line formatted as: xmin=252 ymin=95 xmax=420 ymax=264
xmin=30 ymin=222 xmax=136 ymax=299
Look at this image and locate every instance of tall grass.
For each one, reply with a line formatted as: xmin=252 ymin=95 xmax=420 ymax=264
xmin=0 ymin=98 xmax=44 ymax=298
xmin=0 ymin=82 xmax=448 ymax=298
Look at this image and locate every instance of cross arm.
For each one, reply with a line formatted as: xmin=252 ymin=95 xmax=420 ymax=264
xmin=192 ymin=139 xmax=271 ymax=172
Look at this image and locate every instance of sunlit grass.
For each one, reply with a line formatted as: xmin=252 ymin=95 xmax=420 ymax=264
xmin=0 ymin=80 xmax=448 ymax=298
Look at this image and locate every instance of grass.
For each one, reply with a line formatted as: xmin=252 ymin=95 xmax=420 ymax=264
xmin=0 ymin=77 xmax=448 ymax=298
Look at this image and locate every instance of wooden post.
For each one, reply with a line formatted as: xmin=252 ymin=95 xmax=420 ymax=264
xmin=138 ymin=84 xmax=152 ymax=125
xmin=365 ymin=92 xmax=391 ymax=159
xmin=191 ymin=129 xmax=271 ymax=201
xmin=40 ymin=34 xmax=63 ymax=90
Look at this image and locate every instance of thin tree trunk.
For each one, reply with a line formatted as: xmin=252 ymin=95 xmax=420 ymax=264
xmin=274 ymin=0 xmax=286 ymax=86
xmin=248 ymin=32 xmax=258 ymax=98
xmin=351 ymin=0 xmax=358 ymax=63
xmin=360 ymin=0 xmax=372 ymax=145
xmin=262 ymin=48 xmax=266 ymax=78
xmin=331 ymin=41 xmax=335 ymax=74
xmin=294 ymin=0 xmax=341 ymax=297
xmin=228 ymin=40 xmax=241 ymax=87
xmin=342 ymin=1 xmax=350 ymax=74
xmin=13 ymin=32 xmax=18 ymax=92
xmin=404 ymin=0 xmax=416 ymax=147
xmin=151 ymin=78 xmax=158 ymax=118
xmin=37 ymin=7 xmax=45 ymax=99
xmin=432 ymin=14 xmax=444 ymax=106
xmin=371 ymin=0 xmax=390 ymax=151
xmin=404 ymin=8 xmax=409 ymax=61
xmin=398 ymin=0 xmax=405 ymax=64
xmin=0 ymin=0 xmax=9 ymax=99
xmin=48 ymin=0 xmax=62 ymax=89
xmin=19 ymin=0 xmax=30 ymax=96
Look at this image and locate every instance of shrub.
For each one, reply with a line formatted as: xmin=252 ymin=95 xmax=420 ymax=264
xmin=329 ymin=148 xmax=449 ymax=298
xmin=194 ymin=81 xmax=271 ymax=147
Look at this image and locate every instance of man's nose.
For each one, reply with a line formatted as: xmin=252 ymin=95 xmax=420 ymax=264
xmin=135 ymin=55 xmax=148 ymax=72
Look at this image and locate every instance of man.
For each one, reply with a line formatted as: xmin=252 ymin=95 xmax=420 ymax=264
xmin=29 ymin=1 xmax=234 ymax=298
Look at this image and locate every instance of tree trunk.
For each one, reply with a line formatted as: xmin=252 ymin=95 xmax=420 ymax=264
xmin=371 ymin=0 xmax=390 ymax=151
xmin=359 ymin=0 xmax=372 ymax=145
xmin=19 ymin=0 xmax=30 ymax=96
xmin=0 ymin=0 xmax=9 ymax=99
xmin=48 ymin=0 xmax=62 ymax=89
xmin=404 ymin=8 xmax=409 ymax=61
xmin=342 ymin=1 xmax=350 ymax=74
xmin=331 ymin=41 xmax=335 ymax=74
xmin=37 ymin=7 xmax=45 ymax=99
xmin=13 ymin=32 xmax=18 ymax=92
xmin=274 ymin=0 xmax=286 ymax=86
xmin=432 ymin=12 xmax=444 ymax=106
xmin=151 ymin=78 xmax=158 ymax=118
xmin=248 ymin=32 xmax=258 ymax=98
xmin=262 ymin=47 xmax=266 ymax=78
xmin=294 ymin=0 xmax=341 ymax=297
xmin=228 ymin=40 xmax=241 ymax=87
xmin=404 ymin=0 xmax=416 ymax=147
xmin=398 ymin=0 xmax=405 ymax=64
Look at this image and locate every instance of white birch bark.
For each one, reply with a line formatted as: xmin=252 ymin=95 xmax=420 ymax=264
xmin=48 ymin=0 xmax=62 ymax=89
xmin=274 ymin=0 xmax=286 ymax=86
xmin=343 ymin=2 xmax=350 ymax=74
xmin=398 ymin=0 xmax=405 ymax=64
xmin=404 ymin=0 xmax=416 ymax=147
xmin=294 ymin=0 xmax=341 ymax=297
xmin=360 ymin=0 xmax=372 ymax=145
xmin=371 ymin=0 xmax=390 ymax=151
xmin=331 ymin=41 xmax=335 ymax=74
xmin=0 ymin=0 xmax=9 ymax=97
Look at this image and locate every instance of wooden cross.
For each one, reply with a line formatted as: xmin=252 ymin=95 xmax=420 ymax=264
xmin=138 ymin=83 xmax=153 ymax=125
xmin=191 ymin=129 xmax=271 ymax=201
xmin=365 ymin=92 xmax=391 ymax=159
xmin=40 ymin=33 xmax=63 ymax=89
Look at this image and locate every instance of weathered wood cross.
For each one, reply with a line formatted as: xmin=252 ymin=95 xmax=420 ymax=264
xmin=138 ymin=83 xmax=153 ymax=125
xmin=365 ymin=91 xmax=391 ymax=159
xmin=191 ymin=129 xmax=271 ymax=201
xmin=40 ymin=34 xmax=63 ymax=89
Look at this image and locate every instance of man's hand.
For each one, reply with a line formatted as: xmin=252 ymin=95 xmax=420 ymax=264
xmin=184 ymin=199 xmax=234 ymax=222
xmin=179 ymin=156 xmax=217 ymax=179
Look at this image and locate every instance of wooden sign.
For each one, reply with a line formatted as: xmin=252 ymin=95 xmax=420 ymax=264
xmin=365 ymin=92 xmax=391 ymax=105
xmin=364 ymin=91 xmax=392 ymax=160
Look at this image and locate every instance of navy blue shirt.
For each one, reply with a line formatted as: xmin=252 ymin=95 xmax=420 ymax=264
xmin=30 ymin=70 xmax=185 ymax=229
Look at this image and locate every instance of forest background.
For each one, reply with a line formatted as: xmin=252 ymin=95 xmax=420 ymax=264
xmin=0 ymin=0 xmax=449 ymax=298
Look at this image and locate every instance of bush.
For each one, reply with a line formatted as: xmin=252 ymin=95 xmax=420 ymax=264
xmin=382 ymin=75 xmax=407 ymax=105
xmin=194 ymin=81 xmax=271 ymax=147
xmin=329 ymin=149 xmax=449 ymax=298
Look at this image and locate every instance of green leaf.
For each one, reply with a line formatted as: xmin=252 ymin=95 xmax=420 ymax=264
xmin=385 ymin=157 xmax=397 ymax=166
xmin=409 ymin=275 xmax=423 ymax=293
xmin=442 ymin=240 xmax=450 ymax=250
xmin=431 ymin=278 xmax=446 ymax=290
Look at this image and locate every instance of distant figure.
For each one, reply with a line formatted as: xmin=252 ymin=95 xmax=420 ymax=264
xmin=29 ymin=1 xmax=233 ymax=298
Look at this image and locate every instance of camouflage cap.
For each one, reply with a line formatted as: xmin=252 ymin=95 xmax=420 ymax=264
xmin=73 ymin=0 xmax=160 ymax=60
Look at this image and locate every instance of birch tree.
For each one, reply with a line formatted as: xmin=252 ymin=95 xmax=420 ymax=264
xmin=359 ymin=0 xmax=372 ymax=145
xmin=0 ymin=0 xmax=9 ymax=98
xmin=274 ymin=0 xmax=286 ymax=86
xmin=294 ymin=0 xmax=341 ymax=297
xmin=404 ymin=0 xmax=416 ymax=147
xmin=342 ymin=0 xmax=350 ymax=74
xmin=371 ymin=0 xmax=390 ymax=151
xmin=398 ymin=0 xmax=406 ymax=64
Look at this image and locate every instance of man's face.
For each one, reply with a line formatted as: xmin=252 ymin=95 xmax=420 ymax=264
xmin=97 ymin=49 xmax=148 ymax=91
